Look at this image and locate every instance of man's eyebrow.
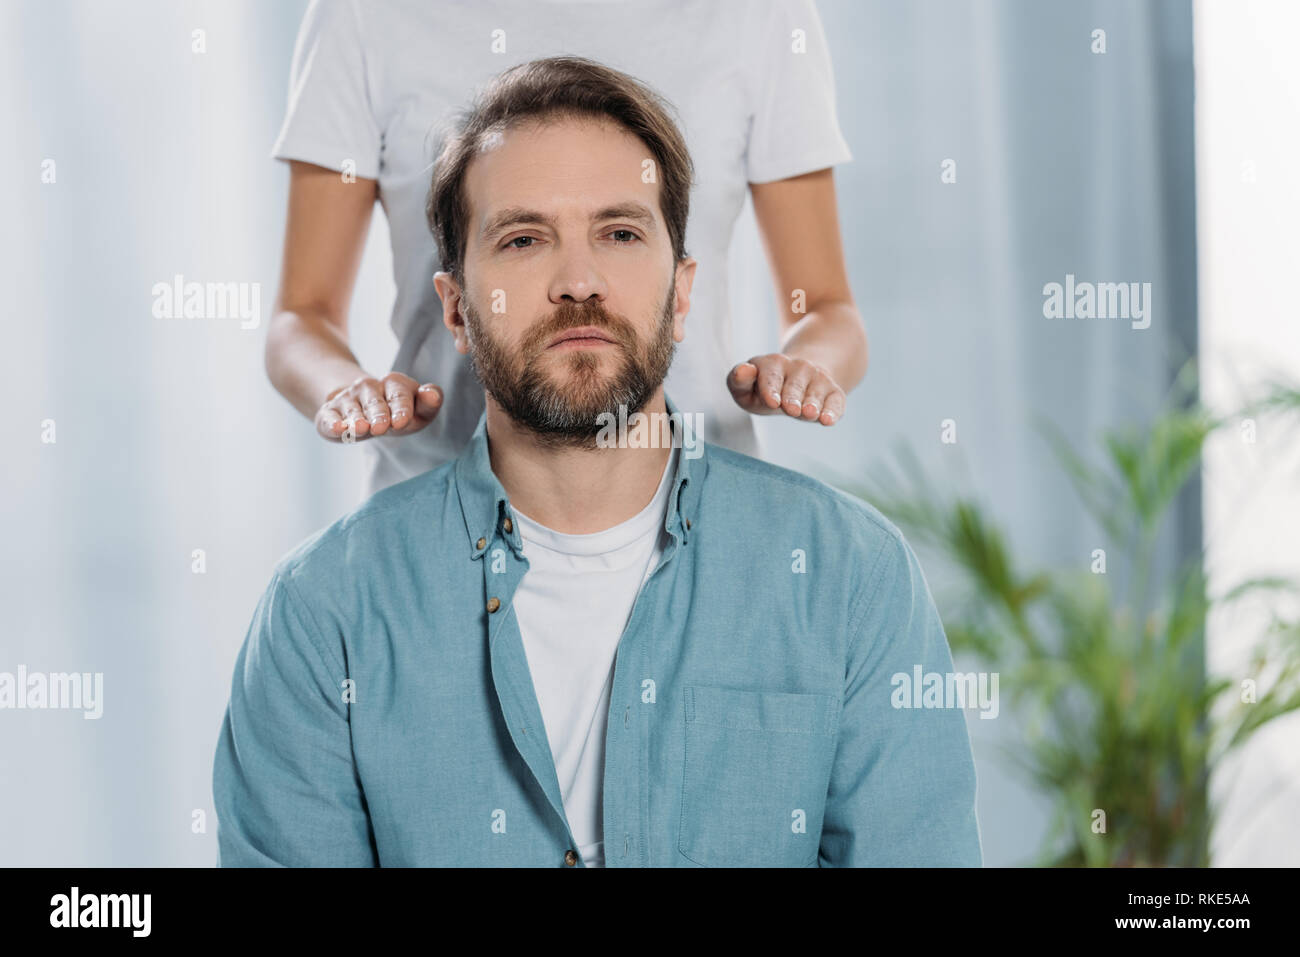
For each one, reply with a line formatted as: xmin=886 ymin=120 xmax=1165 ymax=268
xmin=592 ymin=203 xmax=658 ymax=231
xmin=480 ymin=207 xmax=556 ymax=242
xmin=479 ymin=203 xmax=658 ymax=242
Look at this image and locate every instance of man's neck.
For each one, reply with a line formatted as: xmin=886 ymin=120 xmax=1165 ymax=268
xmin=483 ymin=390 xmax=674 ymax=535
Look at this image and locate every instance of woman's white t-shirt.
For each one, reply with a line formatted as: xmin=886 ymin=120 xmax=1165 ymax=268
xmin=272 ymin=0 xmax=852 ymax=499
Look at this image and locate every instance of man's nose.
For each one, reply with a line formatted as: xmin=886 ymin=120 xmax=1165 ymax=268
xmin=548 ymin=246 xmax=608 ymax=304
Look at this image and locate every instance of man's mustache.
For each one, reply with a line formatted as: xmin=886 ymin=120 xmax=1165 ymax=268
xmin=532 ymin=303 xmax=632 ymax=350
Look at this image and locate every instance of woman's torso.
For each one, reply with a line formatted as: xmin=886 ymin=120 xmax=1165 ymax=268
xmin=351 ymin=0 xmax=773 ymax=496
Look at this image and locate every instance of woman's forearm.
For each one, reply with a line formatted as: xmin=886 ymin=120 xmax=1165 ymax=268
xmin=265 ymin=305 xmax=369 ymax=422
xmin=780 ymin=299 xmax=869 ymax=393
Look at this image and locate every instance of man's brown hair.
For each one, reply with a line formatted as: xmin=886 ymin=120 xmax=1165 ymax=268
xmin=427 ymin=55 xmax=695 ymax=286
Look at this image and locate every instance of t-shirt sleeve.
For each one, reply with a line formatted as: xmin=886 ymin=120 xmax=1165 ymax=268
xmin=744 ymin=0 xmax=853 ymax=184
xmin=270 ymin=0 xmax=383 ymax=179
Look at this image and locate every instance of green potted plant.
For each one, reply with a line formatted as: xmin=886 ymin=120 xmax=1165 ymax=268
xmin=834 ymin=365 xmax=1300 ymax=866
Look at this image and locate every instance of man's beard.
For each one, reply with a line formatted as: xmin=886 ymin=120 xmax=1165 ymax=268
xmin=463 ymin=282 xmax=677 ymax=447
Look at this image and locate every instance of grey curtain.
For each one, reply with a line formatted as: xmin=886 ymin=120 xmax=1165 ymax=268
xmin=0 ymin=0 xmax=1197 ymax=865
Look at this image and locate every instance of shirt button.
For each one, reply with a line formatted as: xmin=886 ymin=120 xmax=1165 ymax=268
xmin=476 ymin=537 xmax=487 ymax=550
xmin=685 ymin=517 xmax=692 ymax=529
xmin=564 ymin=849 xmax=578 ymax=866
xmin=504 ymin=517 xmax=513 ymax=534
xmin=486 ymin=597 xmax=501 ymax=613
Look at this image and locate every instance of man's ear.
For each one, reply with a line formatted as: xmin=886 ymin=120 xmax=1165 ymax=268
xmin=671 ymin=256 xmax=697 ymax=344
xmin=433 ymin=270 xmax=470 ymax=355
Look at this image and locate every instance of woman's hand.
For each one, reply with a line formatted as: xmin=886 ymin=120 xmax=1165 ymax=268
xmin=316 ymin=372 xmax=443 ymax=442
xmin=726 ymin=354 xmax=844 ymax=426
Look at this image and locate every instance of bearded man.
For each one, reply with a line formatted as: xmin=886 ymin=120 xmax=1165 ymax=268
xmin=212 ymin=56 xmax=982 ymax=869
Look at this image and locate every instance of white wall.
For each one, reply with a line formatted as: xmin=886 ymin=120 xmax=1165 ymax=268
xmin=1196 ymin=0 xmax=1300 ymax=866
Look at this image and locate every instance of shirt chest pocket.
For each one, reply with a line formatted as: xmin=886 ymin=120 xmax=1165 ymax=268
xmin=678 ymin=685 xmax=841 ymax=867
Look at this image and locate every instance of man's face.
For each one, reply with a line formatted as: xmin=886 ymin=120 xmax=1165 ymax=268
xmin=436 ymin=114 xmax=696 ymax=445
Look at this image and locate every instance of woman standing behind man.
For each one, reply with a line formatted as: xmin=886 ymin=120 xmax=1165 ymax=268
xmin=266 ymin=0 xmax=867 ymax=500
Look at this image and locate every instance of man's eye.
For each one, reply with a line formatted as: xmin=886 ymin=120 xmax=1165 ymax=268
xmin=609 ymin=229 xmax=640 ymax=243
xmin=504 ymin=236 xmax=536 ymax=250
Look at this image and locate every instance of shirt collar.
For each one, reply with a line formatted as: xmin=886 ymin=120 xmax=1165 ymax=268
xmin=454 ymin=392 xmax=705 ymax=560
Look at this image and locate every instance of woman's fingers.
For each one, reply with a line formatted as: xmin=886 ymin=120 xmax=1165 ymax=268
xmin=800 ymin=373 xmax=844 ymax=424
xmin=356 ymin=378 xmax=391 ymax=435
xmin=725 ymin=361 xmax=759 ymax=402
xmin=335 ymin=394 xmax=368 ymax=439
xmin=385 ymin=375 xmax=416 ymax=428
xmin=315 ymin=372 xmax=445 ymax=443
xmin=729 ymin=354 xmax=845 ymax=425
xmin=818 ymin=387 xmax=845 ymax=425
xmin=753 ymin=357 xmax=787 ymax=411
xmin=317 ymin=405 xmax=345 ymax=440
xmin=729 ymin=354 xmax=790 ymax=414
xmin=414 ymin=384 xmax=443 ymax=422
xmin=780 ymin=363 xmax=814 ymax=417
xmin=384 ymin=376 xmax=441 ymax=434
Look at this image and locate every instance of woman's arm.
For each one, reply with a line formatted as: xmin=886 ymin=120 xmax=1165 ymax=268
xmin=728 ymin=167 xmax=868 ymax=426
xmin=266 ymin=160 xmax=441 ymax=441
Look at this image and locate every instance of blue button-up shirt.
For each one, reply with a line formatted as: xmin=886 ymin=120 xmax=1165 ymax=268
xmin=213 ymin=393 xmax=983 ymax=867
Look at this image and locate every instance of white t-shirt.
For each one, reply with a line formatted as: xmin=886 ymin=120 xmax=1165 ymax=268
xmin=272 ymin=0 xmax=852 ymax=500
xmin=509 ymin=445 xmax=678 ymax=867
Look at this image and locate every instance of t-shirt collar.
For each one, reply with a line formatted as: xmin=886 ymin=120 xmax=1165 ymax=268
xmin=454 ymin=391 xmax=705 ymax=560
